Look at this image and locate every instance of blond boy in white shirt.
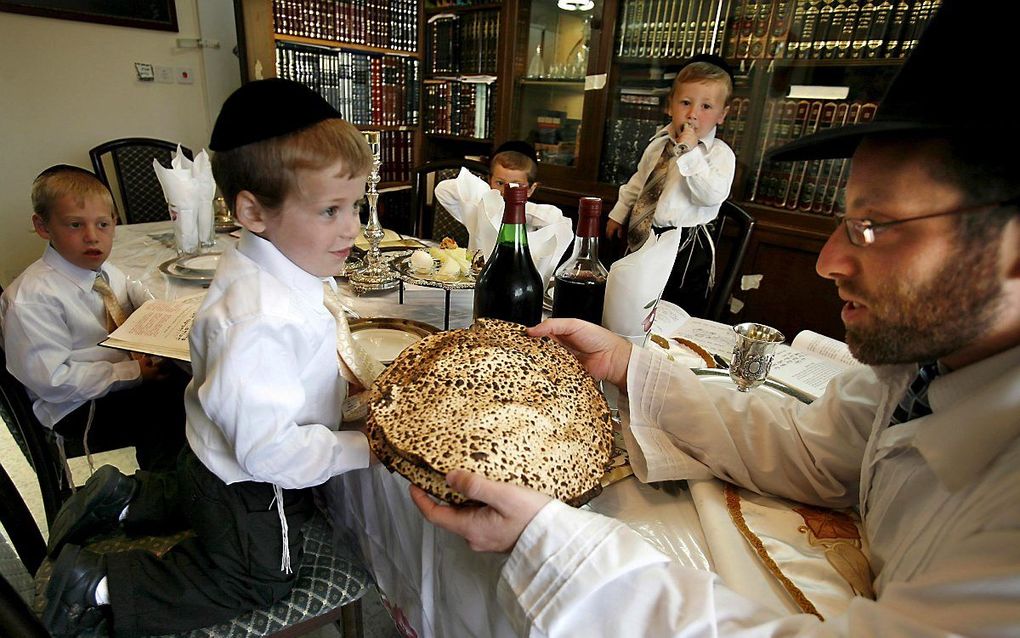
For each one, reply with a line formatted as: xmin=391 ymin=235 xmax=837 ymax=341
xmin=0 ymin=165 xmax=187 ymax=471
xmin=41 ymin=80 xmax=378 ymax=637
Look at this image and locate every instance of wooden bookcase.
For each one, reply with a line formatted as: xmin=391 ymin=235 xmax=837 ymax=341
xmin=237 ymin=0 xmax=939 ymax=340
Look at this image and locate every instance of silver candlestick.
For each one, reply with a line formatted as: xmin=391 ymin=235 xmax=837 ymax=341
xmin=350 ymin=130 xmax=399 ymax=292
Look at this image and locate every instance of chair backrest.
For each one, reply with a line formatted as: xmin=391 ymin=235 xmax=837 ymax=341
xmin=706 ymin=200 xmax=756 ymax=322
xmin=0 ymin=348 xmax=68 ymax=527
xmin=411 ymin=158 xmax=490 ymax=245
xmin=89 ymin=138 xmax=194 ymax=224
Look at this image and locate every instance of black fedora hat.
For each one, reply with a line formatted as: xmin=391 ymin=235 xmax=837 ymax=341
xmin=768 ymin=0 xmax=1016 ymax=161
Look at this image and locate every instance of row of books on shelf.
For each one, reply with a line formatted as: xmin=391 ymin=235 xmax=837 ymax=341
xmin=716 ymin=97 xmax=751 ymax=160
xmin=426 ymin=0 xmax=493 ymax=7
xmin=616 ymin=0 xmax=939 ymax=61
xmin=422 ymin=80 xmax=496 ymax=139
xmin=616 ymin=0 xmax=727 ymax=60
xmin=276 ymin=42 xmax=420 ymax=127
xmin=273 ymin=0 xmax=418 ymax=52
xmin=749 ymin=99 xmax=878 ymax=214
xmin=727 ymin=0 xmax=941 ymax=60
xmin=378 ymin=130 xmax=415 ymax=183
xmin=427 ymin=10 xmax=499 ymax=75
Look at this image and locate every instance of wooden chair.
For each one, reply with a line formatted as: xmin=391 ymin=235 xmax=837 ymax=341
xmin=89 ymin=138 xmax=193 ymax=224
xmin=411 ymin=158 xmax=490 ymax=245
xmin=706 ymin=200 xmax=757 ymax=322
xmin=1 ymin=368 xmax=369 ymax=638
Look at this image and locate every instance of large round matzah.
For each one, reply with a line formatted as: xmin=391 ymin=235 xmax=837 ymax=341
xmin=368 ymin=318 xmax=613 ymax=505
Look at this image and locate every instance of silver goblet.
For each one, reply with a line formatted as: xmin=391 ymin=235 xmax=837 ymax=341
xmin=729 ymin=322 xmax=785 ymax=392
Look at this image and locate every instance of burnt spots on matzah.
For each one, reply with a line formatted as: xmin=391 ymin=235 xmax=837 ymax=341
xmin=367 ymin=318 xmax=612 ymax=505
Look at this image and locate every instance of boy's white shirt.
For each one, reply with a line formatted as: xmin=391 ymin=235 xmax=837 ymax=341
xmin=433 ymin=168 xmax=574 ymax=283
xmin=608 ymin=125 xmax=736 ymax=229
xmin=0 ymin=245 xmax=144 ymax=427
xmin=183 ymin=229 xmax=369 ymax=489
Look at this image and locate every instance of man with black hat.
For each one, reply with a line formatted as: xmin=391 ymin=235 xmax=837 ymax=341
xmin=41 ymin=78 xmax=379 ymax=636
xmin=411 ymin=1 xmax=1020 ymax=634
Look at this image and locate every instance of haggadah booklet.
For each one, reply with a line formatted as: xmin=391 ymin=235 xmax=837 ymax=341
xmin=100 ymin=293 xmax=205 ymax=362
xmin=673 ymin=318 xmax=862 ymax=399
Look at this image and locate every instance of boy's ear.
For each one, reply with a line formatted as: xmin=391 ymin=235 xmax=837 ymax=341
xmin=32 ymin=214 xmax=51 ymax=240
xmin=233 ymin=191 xmax=268 ymax=234
xmin=718 ymin=103 xmax=731 ymax=124
xmin=528 ymin=182 xmax=540 ymax=197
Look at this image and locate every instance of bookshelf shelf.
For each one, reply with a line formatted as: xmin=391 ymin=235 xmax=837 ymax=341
xmin=275 ymin=34 xmax=420 ymax=59
xmin=518 ymin=79 xmax=585 ymax=87
xmin=357 ymin=125 xmax=419 ymax=132
xmin=425 ymin=2 xmax=503 ymax=15
xmin=425 ymin=133 xmax=493 ymax=144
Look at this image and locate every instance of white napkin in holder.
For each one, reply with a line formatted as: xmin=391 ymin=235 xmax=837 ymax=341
xmin=153 ymin=145 xmax=216 ymax=255
xmin=602 ymin=229 xmax=682 ymax=343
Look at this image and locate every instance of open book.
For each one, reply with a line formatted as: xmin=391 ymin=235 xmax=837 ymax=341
xmin=100 ymin=294 xmax=205 ymax=362
xmin=671 ymin=318 xmax=863 ymax=399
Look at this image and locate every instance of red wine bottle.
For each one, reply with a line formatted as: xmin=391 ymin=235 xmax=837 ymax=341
xmin=552 ymin=197 xmax=608 ymax=324
xmin=473 ymin=184 xmax=544 ymax=325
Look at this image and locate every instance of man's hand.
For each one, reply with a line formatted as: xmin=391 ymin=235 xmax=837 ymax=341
xmin=528 ymin=319 xmax=632 ymax=389
xmin=606 ymin=219 xmax=625 ymax=241
xmin=410 ymin=469 xmax=552 ymax=553
xmin=137 ymin=355 xmax=168 ymax=382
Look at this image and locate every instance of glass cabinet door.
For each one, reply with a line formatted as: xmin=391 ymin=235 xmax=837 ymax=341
xmin=511 ymin=1 xmax=603 ymax=170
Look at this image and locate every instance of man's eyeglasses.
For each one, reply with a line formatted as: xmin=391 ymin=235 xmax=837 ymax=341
xmin=836 ymin=198 xmax=1018 ymax=247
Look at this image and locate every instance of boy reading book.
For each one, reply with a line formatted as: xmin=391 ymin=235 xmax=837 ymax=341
xmin=0 ymin=165 xmax=186 ymax=471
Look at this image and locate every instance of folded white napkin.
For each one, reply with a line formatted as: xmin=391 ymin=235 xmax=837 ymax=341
xmin=601 ymin=229 xmax=681 ymax=340
xmin=434 ymin=168 xmax=573 ymax=284
xmin=153 ymin=145 xmax=215 ymax=253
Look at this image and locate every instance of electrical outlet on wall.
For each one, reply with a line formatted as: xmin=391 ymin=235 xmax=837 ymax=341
xmin=154 ymin=65 xmax=174 ymax=84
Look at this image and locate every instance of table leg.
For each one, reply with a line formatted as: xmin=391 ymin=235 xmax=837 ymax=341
xmin=399 ymin=279 xmax=404 ymax=305
xmin=444 ymin=290 xmax=451 ymax=330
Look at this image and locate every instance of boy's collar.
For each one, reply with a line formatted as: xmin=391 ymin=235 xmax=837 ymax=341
xmin=42 ymin=244 xmax=108 ymax=293
xmin=236 ymin=228 xmax=328 ymax=299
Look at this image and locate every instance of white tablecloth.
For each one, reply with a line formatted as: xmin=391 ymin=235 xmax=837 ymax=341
xmin=109 ymin=222 xmax=800 ymax=637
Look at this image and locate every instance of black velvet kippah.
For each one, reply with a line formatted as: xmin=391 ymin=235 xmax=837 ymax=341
xmin=681 ymin=53 xmax=734 ymax=84
xmin=209 ymin=78 xmax=341 ymax=152
xmin=493 ymin=140 xmax=538 ymax=163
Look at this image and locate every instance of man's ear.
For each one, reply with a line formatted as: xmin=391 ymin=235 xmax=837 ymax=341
xmin=32 ymin=214 xmax=50 ymax=240
xmin=1004 ymin=216 xmax=1020 ymax=279
xmin=233 ymin=191 xmax=268 ymax=234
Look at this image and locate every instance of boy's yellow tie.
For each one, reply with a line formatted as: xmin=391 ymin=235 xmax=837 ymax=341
xmin=93 ymin=274 xmax=128 ymax=330
xmin=627 ymin=140 xmax=677 ymax=253
xmin=322 ymin=282 xmax=384 ymax=389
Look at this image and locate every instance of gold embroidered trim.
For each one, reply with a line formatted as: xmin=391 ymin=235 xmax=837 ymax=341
xmin=724 ymin=483 xmax=824 ymax=621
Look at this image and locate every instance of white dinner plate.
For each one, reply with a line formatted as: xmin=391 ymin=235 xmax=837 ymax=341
xmin=175 ymin=253 xmax=222 ymax=274
xmin=349 ymin=317 xmax=439 ymax=363
xmin=158 ymin=257 xmax=215 ymax=283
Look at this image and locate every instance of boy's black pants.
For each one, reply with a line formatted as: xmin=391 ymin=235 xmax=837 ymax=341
xmin=105 ymin=447 xmax=314 ymax=637
xmin=654 ymin=224 xmax=715 ymax=317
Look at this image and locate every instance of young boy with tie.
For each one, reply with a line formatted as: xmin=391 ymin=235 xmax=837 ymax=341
xmin=41 ymin=79 xmax=382 ymax=637
xmin=0 ymin=165 xmax=186 ymax=471
xmin=606 ymin=54 xmax=736 ymax=316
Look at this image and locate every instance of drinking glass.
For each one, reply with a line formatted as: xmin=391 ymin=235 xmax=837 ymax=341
xmin=729 ymin=322 xmax=785 ymax=392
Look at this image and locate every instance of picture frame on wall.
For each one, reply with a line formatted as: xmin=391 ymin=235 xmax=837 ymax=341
xmin=0 ymin=0 xmax=178 ymax=32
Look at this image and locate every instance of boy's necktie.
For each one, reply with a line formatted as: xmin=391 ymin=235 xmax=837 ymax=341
xmin=888 ymin=362 xmax=940 ymax=426
xmin=627 ymin=140 xmax=677 ymax=253
xmin=322 ymin=282 xmax=384 ymax=389
xmin=93 ymin=274 xmax=128 ymax=330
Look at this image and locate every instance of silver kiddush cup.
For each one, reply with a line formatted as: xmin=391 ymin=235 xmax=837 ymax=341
xmin=729 ymin=322 xmax=785 ymax=392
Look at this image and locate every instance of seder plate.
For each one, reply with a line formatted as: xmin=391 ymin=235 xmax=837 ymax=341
xmin=349 ymin=317 xmax=439 ymax=363
xmin=392 ymin=255 xmax=477 ymax=290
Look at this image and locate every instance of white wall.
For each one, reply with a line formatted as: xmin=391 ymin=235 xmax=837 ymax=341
xmin=0 ymin=2 xmax=240 ymax=286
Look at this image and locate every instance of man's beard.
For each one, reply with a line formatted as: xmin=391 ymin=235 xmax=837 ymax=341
xmin=843 ymin=241 xmax=1003 ymax=365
